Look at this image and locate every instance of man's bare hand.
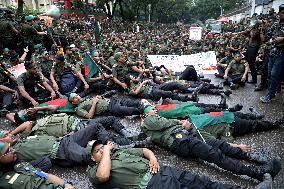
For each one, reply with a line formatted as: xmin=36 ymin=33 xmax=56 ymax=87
xmin=237 ymin=144 xmax=251 ymax=152
xmin=149 ymin=157 xmax=160 ymax=174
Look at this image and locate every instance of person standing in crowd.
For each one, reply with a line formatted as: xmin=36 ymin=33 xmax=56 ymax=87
xmin=244 ymin=19 xmax=264 ymax=84
xmin=260 ymin=4 xmax=284 ymax=103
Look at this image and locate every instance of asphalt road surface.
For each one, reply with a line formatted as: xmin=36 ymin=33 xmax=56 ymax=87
xmin=1 ymin=75 xmax=283 ymax=189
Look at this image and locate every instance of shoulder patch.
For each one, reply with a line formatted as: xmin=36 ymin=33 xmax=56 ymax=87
xmin=175 ymin=133 xmax=183 ymax=139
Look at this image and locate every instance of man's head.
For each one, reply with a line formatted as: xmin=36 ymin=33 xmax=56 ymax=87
xmin=42 ymin=51 xmax=49 ymax=60
xmin=0 ymin=142 xmax=17 ymax=164
xmin=69 ymin=93 xmax=82 ymax=105
xmin=90 ymin=140 xmax=104 ymax=163
xmin=25 ymin=15 xmax=34 ymax=24
xmin=93 ymin=51 xmax=100 ymax=62
xmin=3 ymin=48 xmax=9 ymax=55
xmin=33 ymin=44 xmax=42 ymax=52
xmin=226 ymin=51 xmax=232 ymax=57
xmin=234 ymin=53 xmax=242 ymax=62
xmin=144 ymin=105 xmax=157 ymax=116
xmin=24 ymin=60 xmax=38 ymax=74
xmin=66 ymin=44 xmax=76 ymax=55
xmin=114 ymin=52 xmax=125 ymax=64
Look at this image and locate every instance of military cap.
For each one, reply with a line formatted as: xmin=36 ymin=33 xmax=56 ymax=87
xmin=0 ymin=142 xmax=5 ymax=155
xmin=25 ymin=15 xmax=34 ymax=21
xmin=68 ymin=93 xmax=79 ymax=102
xmin=52 ymin=19 xmax=59 ymax=24
xmin=3 ymin=48 xmax=9 ymax=52
xmin=34 ymin=44 xmax=42 ymax=49
xmin=114 ymin=52 xmax=123 ymax=61
xmin=144 ymin=105 xmax=151 ymax=114
xmin=279 ymin=4 xmax=284 ymax=12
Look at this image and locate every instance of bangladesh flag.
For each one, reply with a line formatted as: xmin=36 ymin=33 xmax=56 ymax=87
xmin=156 ymin=103 xmax=202 ymax=119
xmin=84 ymin=52 xmax=99 ymax=81
xmin=188 ymin=111 xmax=235 ymax=129
xmin=39 ymin=99 xmax=75 ymax=113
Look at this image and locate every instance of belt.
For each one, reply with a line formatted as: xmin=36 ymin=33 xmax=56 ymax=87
xmin=50 ymin=141 xmax=60 ymax=159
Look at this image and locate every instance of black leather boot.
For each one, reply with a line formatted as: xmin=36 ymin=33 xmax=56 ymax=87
xmin=254 ymin=173 xmax=272 ymax=189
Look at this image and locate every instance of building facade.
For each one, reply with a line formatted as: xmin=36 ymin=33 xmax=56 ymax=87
xmin=224 ymin=0 xmax=282 ymax=23
xmin=0 ymin=0 xmax=97 ymax=12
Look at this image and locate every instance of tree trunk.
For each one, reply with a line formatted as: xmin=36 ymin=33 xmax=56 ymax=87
xmin=34 ymin=0 xmax=39 ymax=10
xmin=17 ymin=0 xmax=24 ymax=14
xmin=118 ymin=0 xmax=125 ymax=20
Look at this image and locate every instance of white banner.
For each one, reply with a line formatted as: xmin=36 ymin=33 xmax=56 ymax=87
xmin=189 ymin=27 xmax=203 ymax=40
xmin=147 ymin=51 xmax=217 ymax=75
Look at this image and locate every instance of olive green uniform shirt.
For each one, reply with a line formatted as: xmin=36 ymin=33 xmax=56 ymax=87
xmin=14 ymin=135 xmax=59 ymax=162
xmin=17 ymin=72 xmax=45 ymax=86
xmin=87 ymin=148 xmax=152 ymax=189
xmin=0 ymin=163 xmax=63 ymax=189
xmin=128 ymin=83 xmax=152 ymax=97
xmin=22 ymin=24 xmax=38 ymax=42
xmin=112 ymin=61 xmax=134 ymax=82
xmin=37 ymin=59 xmax=53 ymax=78
xmin=142 ymin=115 xmax=181 ymax=148
xmin=227 ymin=60 xmax=249 ymax=75
xmin=32 ymin=113 xmax=79 ymax=137
xmin=76 ymin=98 xmax=109 ymax=117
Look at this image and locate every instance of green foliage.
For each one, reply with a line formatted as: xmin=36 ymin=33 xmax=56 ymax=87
xmin=67 ymin=0 xmax=248 ymax=23
xmin=187 ymin=0 xmax=247 ymax=21
xmin=6 ymin=5 xmax=17 ymax=13
xmin=23 ymin=4 xmax=39 ymax=16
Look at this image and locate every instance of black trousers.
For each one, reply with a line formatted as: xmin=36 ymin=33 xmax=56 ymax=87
xmin=232 ymin=117 xmax=278 ymax=137
xmin=216 ymin=65 xmax=226 ymax=78
xmin=169 ymin=131 xmax=264 ymax=180
xmin=90 ymin=80 xmax=115 ymax=94
xmin=147 ymin=166 xmax=241 ymax=189
xmin=224 ymin=74 xmax=245 ymax=85
xmin=149 ymin=85 xmax=187 ymax=102
xmin=259 ymin=51 xmax=269 ymax=87
xmin=55 ymin=121 xmax=130 ymax=167
xmin=247 ymin=46 xmax=259 ymax=83
xmin=195 ymin=103 xmax=225 ymax=113
xmin=108 ymin=98 xmax=142 ymax=117
xmin=158 ymin=82 xmax=188 ymax=93
xmin=88 ymin=116 xmax=125 ymax=136
xmin=0 ymin=92 xmax=13 ymax=107
xmin=179 ymin=66 xmax=198 ymax=81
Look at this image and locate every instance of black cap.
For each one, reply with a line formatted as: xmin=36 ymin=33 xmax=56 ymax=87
xmin=279 ymin=4 xmax=284 ymax=12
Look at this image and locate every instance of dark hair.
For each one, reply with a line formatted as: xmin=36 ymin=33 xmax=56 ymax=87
xmin=24 ymin=60 xmax=34 ymax=70
xmin=91 ymin=140 xmax=103 ymax=154
xmin=123 ymin=74 xmax=132 ymax=87
xmin=14 ymin=112 xmax=26 ymax=124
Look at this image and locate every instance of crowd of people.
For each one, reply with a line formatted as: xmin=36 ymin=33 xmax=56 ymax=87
xmin=0 ymin=3 xmax=284 ymax=189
